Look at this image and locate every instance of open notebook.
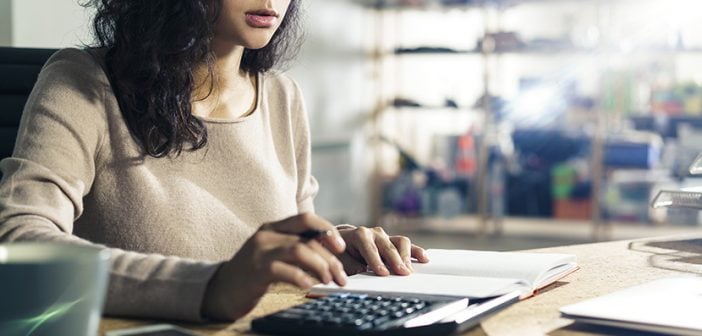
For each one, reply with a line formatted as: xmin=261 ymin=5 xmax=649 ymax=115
xmin=311 ymin=249 xmax=578 ymax=299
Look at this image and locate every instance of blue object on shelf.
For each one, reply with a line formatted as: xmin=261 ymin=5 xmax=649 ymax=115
xmin=603 ymin=142 xmax=660 ymax=168
xmin=628 ymin=115 xmax=702 ymax=139
xmin=512 ymin=129 xmax=590 ymax=168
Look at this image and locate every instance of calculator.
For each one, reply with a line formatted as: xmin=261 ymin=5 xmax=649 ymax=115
xmin=251 ymin=291 xmax=520 ymax=336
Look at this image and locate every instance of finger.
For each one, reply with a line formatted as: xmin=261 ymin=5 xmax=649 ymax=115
xmin=390 ymin=236 xmax=413 ymax=271
xmin=352 ymin=227 xmax=390 ymax=276
xmin=263 ymin=213 xmax=346 ymax=253
xmin=337 ymin=253 xmax=368 ymax=275
xmin=277 ymin=243 xmax=333 ymax=285
xmin=373 ymin=230 xmax=410 ymax=276
xmin=268 ymin=260 xmax=318 ymax=289
xmin=411 ymin=244 xmax=430 ymax=263
xmin=307 ymin=240 xmax=347 ymax=286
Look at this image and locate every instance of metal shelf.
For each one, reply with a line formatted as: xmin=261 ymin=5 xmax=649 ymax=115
xmin=652 ymin=154 xmax=702 ymax=210
xmin=355 ymin=0 xmax=674 ymax=11
xmin=691 ymin=154 xmax=702 ymax=175
xmin=652 ymin=187 xmax=702 ymax=210
xmin=390 ymin=48 xmax=702 ymax=58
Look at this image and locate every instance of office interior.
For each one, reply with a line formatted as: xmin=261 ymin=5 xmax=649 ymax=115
xmin=3 ymin=0 xmax=702 ymax=251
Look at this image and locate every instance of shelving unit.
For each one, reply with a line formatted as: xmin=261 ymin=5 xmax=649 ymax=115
xmin=365 ymin=1 xmax=495 ymax=235
xmin=361 ymin=0 xmax=702 ymax=237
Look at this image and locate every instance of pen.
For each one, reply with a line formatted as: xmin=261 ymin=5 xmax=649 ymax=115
xmin=298 ymin=229 xmax=333 ymax=240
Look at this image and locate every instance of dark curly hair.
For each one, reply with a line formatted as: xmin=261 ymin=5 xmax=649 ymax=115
xmin=83 ymin=0 xmax=304 ymax=157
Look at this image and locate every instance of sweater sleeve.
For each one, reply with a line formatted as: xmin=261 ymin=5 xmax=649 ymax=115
xmin=289 ymin=78 xmax=319 ymax=214
xmin=0 ymin=49 xmax=219 ymax=322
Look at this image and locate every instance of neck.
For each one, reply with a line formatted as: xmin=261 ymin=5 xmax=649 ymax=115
xmin=191 ymin=41 xmax=258 ymax=120
xmin=193 ymin=42 xmax=248 ymax=99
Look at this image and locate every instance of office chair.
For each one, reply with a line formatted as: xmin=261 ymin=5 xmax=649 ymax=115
xmin=0 ymin=47 xmax=58 ymax=161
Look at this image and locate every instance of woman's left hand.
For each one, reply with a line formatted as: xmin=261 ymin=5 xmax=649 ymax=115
xmin=336 ymin=226 xmax=429 ymax=276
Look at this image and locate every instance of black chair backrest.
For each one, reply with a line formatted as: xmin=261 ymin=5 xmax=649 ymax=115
xmin=0 ymin=47 xmax=58 ymax=161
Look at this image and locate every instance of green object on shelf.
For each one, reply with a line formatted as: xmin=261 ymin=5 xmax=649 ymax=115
xmin=552 ymin=164 xmax=577 ymax=199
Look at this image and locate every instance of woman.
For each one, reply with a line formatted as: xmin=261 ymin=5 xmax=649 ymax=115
xmin=0 ymin=0 xmax=429 ymax=322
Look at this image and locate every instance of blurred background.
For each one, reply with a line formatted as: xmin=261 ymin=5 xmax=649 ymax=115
xmin=3 ymin=0 xmax=702 ymax=250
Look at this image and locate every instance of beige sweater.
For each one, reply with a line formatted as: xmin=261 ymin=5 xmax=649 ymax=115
xmin=0 ymin=48 xmax=319 ymax=321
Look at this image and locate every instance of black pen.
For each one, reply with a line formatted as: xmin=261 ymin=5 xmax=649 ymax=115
xmin=298 ymin=229 xmax=333 ymax=240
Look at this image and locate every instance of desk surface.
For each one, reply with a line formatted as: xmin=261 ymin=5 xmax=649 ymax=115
xmin=100 ymin=234 xmax=702 ymax=336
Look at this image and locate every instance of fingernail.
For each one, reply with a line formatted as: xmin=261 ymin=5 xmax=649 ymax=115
xmin=302 ymin=277 xmax=315 ymax=288
xmin=340 ymin=271 xmax=348 ymax=285
xmin=379 ymin=265 xmax=389 ymax=274
xmin=398 ymin=264 xmax=409 ymax=274
xmin=335 ymin=236 xmax=346 ymax=249
xmin=405 ymin=261 xmax=413 ymax=271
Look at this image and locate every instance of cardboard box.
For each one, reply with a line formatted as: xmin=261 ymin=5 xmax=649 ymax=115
xmin=554 ymin=199 xmax=592 ymax=220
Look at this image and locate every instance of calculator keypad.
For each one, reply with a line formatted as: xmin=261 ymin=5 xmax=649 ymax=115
xmin=252 ymin=293 xmax=457 ymax=335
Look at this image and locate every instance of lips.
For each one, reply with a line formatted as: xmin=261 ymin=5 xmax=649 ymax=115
xmin=245 ymin=9 xmax=279 ymax=28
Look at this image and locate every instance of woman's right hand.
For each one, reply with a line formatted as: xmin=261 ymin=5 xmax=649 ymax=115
xmin=201 ymin=213 xmax=348 ymax=321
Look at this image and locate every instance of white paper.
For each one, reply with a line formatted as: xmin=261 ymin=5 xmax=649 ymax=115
xmin=312 ymin=273 xmax=529 ymax=298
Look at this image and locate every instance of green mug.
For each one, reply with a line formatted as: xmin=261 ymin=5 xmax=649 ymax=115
xmin=0 ymin=243 xmax=111 ymax=336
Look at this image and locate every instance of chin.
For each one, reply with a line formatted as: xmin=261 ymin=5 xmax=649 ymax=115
xmin=241 ymin=34 xmax=276 ymax=50
xmin=244 ymin=41 xmax=273 ymax=50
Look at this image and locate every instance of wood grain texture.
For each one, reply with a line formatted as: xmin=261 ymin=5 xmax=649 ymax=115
xmin=101 ymin=234 xmax=702 ymax=335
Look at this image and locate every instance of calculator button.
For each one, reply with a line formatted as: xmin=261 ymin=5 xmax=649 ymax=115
xmin=349 ymin=294 xmax=368 ymax=300
xmin=376 ymin=309 xmax=390 ymax=316
xmin=372 ymin=315 xmax=391 ymax=326
xmin=327 ymin=317 xmax=343 ymax=324
xmin=273 ymin=312 xmax=306 ymax=319
xmin=342 ymin=316 xmax=363 ymax=324
xmin=305 ymin=316 xmax=324 ymax=324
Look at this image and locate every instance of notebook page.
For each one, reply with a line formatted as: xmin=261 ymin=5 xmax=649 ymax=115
xmin=412 ymin=249 xmax=576 ymax=287
xmin=311 ymin=272 xmax=530 ymax=298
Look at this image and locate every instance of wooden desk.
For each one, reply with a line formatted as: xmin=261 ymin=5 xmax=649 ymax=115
xmin=100 ymin=234 xmax=702 ymax=335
